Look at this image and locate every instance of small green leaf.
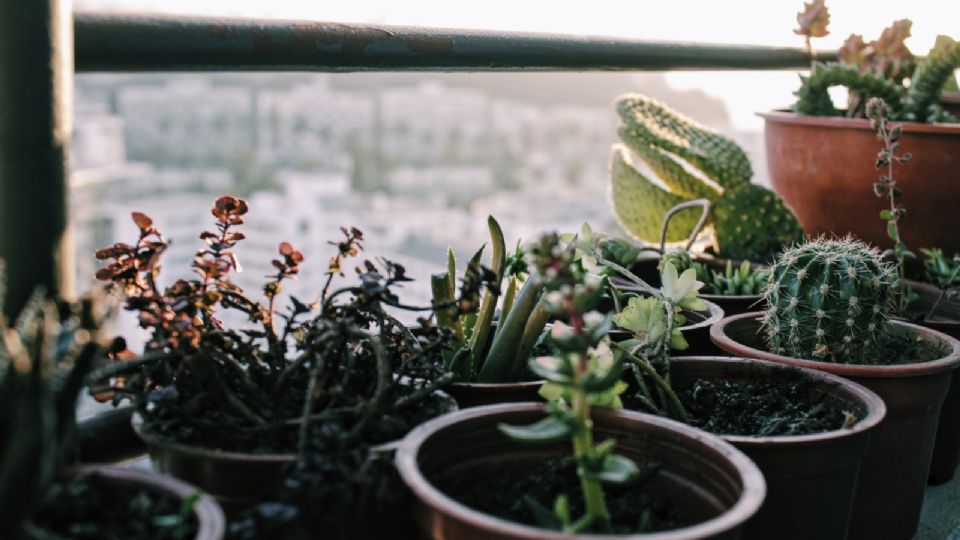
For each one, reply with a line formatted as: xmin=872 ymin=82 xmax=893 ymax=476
xmin=579 ymin=359 xmax=624 ymax=393
xmin=499 ymin=416 xmax=571 ymax=442
xmin=887 ymin=222 xmax=898 ymax=241
xmin=554 ymin=495 xmax=571 ymax=525
xmin=880 ymin=209 xmax=893 ymax=220
xmin=523 ymin=495 xmax=562 ymax=530
xmin=584 ymin=454 xmax=640 ymax=485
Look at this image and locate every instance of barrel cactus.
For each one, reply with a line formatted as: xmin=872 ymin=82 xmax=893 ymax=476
xmin=610 ymin=94 xmax=804 ymax=262
xmin=761 ymin=237 xmax=896 ymax=363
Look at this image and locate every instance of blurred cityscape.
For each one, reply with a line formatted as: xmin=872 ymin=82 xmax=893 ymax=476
xmin=71 ymin=71 xmax=764 ymax=339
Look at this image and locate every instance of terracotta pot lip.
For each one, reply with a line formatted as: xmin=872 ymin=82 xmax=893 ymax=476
xmin=448 ymin=380 xmax=545 ymax=390
xmin=396 ymin=402 xmax=766 ymax=540
xmin=75 ymin=465 xmax=225 ymax=540
xmin=758 ymin=110 xmax=960 ymax=136
xmin=668 ymin=356 xmax=886 ymax=446
xmin=710 ymin=312 xmax=960 ymax=378
xmin=131 ymin=412 xmax=297 ymax=463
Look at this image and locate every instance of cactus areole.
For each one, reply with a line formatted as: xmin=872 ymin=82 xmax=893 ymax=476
xmin=761 ymin=238 xmax=896 ymax=363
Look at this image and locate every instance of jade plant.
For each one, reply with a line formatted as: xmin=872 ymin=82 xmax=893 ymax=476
xmin=761 ymin=237 xmax=896 ymax=363
xmin=793 ymin=1 xmax=960 ymax=123
xmin=91 ymin=196 xmax=482 ymax=455
xmin=497 ymin=233 xmax=637 ymax=534
xmin=430 ymin=216 xmax=545 ymax=383
xmin=610 ymin=94 xmax=804 ymax=262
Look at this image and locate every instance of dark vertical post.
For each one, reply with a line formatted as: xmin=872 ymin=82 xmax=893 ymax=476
xmin=0 ymin=0 xmax=74 ymax=317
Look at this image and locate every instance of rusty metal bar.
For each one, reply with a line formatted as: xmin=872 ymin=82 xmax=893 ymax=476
xmin=0 ymin=0 xmax=73 ymax=318
xmin=74 ymin=13 xmax=835 ymax=73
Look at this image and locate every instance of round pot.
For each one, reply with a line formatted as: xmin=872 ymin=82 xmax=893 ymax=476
xmin=906 ymin=279 xmax=960 ymax=484
xmin=621 ymin=256 xmax=761 ymax=316
xmin=710 ymin=312 xmax=960 ymax=540
xmin=761 ymin=111 xmax=960 ymax=255
xmin=668 ymin=356 xmax=886 ymax=540
xmin=396 ymin=403 xmax=765 ymax=540
xmin=132 ymin=413 xmax=295 ymax=508
xmin=444 ymin=380 xmax=544 ymax=408
xmin=77 ymin=465 xmax=225 ymax=539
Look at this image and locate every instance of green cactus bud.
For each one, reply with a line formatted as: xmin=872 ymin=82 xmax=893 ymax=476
xmin=793 ymin=62 xmax=903 ymax=117
xmin=712 ymin=183 xmax=805 ymax=262
xmin=902 ymin=36 xmax=960 ymax=123
xmin=658 ymin=248 xmax=693 ymax=275
xmin=761 ymin=237 xmax=896 ymax=363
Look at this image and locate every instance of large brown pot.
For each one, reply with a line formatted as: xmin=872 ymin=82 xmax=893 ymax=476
xmin=132 ymin=413 xmax=295 ymax=508
xmin=77 ymin=466 xmax=225 ymax=539
xmin=906 ymin=279 xmax=960 ymax=484
xmin=444 ymin=380 xmax=544 ymax=408
xmin=668 ymin=356 xmax=885 ymax=540
xmin=710 ymin=313 xmax=960 ymax=540
xmin=760 ymin=111 xmax=960 ymax=254
xmin=396 ymin=403 xmax=765 ymax=540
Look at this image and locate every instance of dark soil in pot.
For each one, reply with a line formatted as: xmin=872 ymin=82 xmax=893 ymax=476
xmin=443 ymin=456 xmax=683 ymax=534
xmin=397 ymin=403 xmax=766 ymax=540
xmin=632 ymin=357 xmax=885 ymax=540
xmin=711 ymin=313 xmax=960 ymax=540
xmin=30 ymin=466 xmax=224 ymax=540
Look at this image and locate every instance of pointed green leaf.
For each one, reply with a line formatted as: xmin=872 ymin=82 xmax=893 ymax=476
xmin=499 ymin=416 xmax=571 ymax=443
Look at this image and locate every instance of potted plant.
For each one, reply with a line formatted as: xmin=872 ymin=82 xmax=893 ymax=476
xmin=396 ymin=233 xmax=766 ymax=539
xmin=710 ymin=237 xmax=960 ymax=540
xmin=91 ymin=197 xmax=466 ymax=505
xmin=596 ymin=250 xmax=886 ymax=540
xmin=0 ymin=286 xmax=224 ymax=539
xmin=428 ymin=216 xmax=550 ymax=407
xmin=763 ymin=1 xmax=960 ymax=253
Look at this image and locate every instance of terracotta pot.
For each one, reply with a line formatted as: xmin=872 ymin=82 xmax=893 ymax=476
xmin=760 ymin=111 xmax=960 ymax=255
xmin=710 ymin=313 xmax=960 ymax=540
xmin=668 ymin=356 xmax=886 ymax=540
xmin=77 ymin=465 xmax=225 ymax=539
xmin=396 ymin=403 xmax=765 ymax=540
xmin=132 ymin=413 xmax=295 ymax=508
xmin=444 ymin=380 xmax=544 ymax=408
xmin=906 ymin=279 xmax=960 ymax=484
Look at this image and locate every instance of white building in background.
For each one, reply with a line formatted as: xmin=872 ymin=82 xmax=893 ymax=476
xmin=116 ymin=79 xmax=253 ymax=164
xmin=256 ymin=76 xmax=375 ymax=168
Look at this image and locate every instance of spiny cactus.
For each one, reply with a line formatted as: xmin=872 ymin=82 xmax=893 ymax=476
xmin=761 ymin=237 xmax=896 ymax=363
xmin=610 ymin=94 xmax=804 ymax=261
xmin=796 ymin=36 xmax=960 ymax=123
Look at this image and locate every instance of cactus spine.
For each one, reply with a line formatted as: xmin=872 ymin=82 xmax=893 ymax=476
xmin=610 ymin=94 xmax=803 ymax=262
xmin=761 ymin=238 xmax=896 ymax=363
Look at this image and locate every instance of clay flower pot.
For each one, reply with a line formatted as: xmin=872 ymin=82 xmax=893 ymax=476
xmin=132 ymin=413 xmax=295 ymax=508
xmin=905 ymin=279 xmax=960 ymax=484
xmin=760 ymin=111 xmax=960 ymax=255
xmin=710 ymin=312 xmax=960 ymax=540
xmin=668 ymin=356 xmax=886 ymax=540
xmin=78 ymin=466 xmax=225 ymax=539
xmin=396 ymin=403 xmax=765 ymax=540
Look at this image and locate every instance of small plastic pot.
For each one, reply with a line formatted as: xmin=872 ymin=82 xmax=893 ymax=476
xmin=396 ymin=403 xmax=766 ymax=540
xmin=668 ymin=356 xmax=886 ymax=540
xmin=710 ymin=312 xmax=960 ymax=540
xmin=75 ymin=465 xmax=225 ymax=539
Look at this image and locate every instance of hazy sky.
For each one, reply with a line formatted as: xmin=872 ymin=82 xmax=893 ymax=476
xmin=74 ymin=0 xmax=960 ymax=130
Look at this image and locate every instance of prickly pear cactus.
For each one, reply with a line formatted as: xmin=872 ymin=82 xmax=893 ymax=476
xmin=713 ymin=183 xmax=804 ymax=262
xmin=610 ymin=94 xmax=804 ymax=260
xmin=761 ymin=237 xmax=896 ymax=363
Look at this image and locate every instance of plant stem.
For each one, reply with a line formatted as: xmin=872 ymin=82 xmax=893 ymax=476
xmin=611 ymin=341 xmax=689 ymax=423
xmin=570 ymin=354 xmax=611 ymax=533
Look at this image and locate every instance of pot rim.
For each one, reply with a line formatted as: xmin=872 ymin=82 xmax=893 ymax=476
xmin=668 ymin=355 xmax=886 ymax=446
xmin=132 ymin=411 xmax=297 ymax=463
xmin=758 ymin=110 xmax=960 ymax=136
xmin=75 ymin=465 xmax=225 ymax=540
xmin=710 ymin=312 xmax=960 ymax=378
xmin=396 ymin=402 xmax=766 ymax=540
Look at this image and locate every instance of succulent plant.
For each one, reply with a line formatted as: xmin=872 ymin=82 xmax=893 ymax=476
xmin=658 ymin=249 xmax=693 ymax=275
xmin=695 ymin=260 xmax=770 ymax=296
xmin=610 ymin=94 xmax=804 ymax=262
xmin=761 ymin=237 xmax=896 ymax=363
